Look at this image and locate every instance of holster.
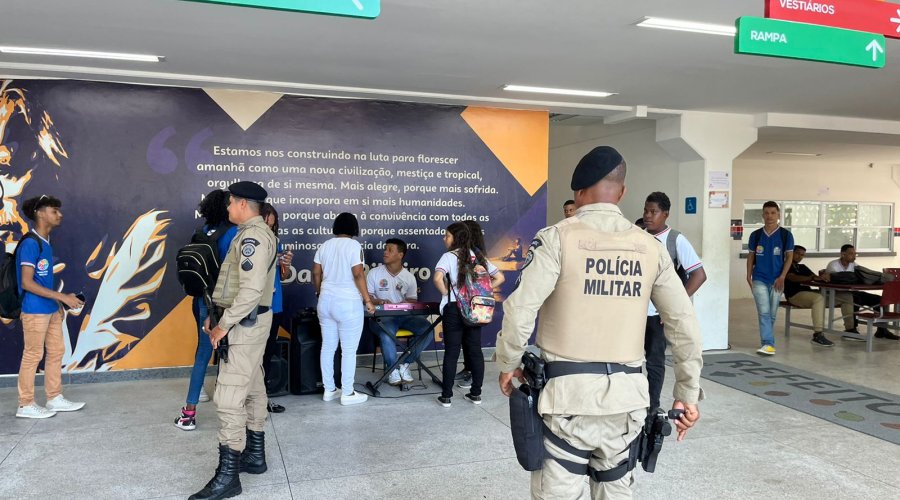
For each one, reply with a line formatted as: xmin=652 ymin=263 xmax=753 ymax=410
xmin=509 ymin=383 xmax=545 ymax=471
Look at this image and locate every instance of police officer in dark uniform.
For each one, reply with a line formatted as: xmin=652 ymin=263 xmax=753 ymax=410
xmin=191 ymin=181 xmax=277 ymax=500
xmin=497 ymin=146 xmax=704 ymax=499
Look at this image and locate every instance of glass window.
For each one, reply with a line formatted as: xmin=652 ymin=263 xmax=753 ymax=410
xmin=824 ymin=203 xmax=857 ymax=227
xmin=858 ymin=204 xmax=891 ymax=227
xmin=788 ymin=227 xmax=817 ymax=250
xmin=857 ymin=228 xmax=892 ymax=250
xmin=783 ymin=202 xmax=819 ymax=226
xmin=743 ymin=202 xmax=764 ymax=225
xmin=823 ymin=228 xmax=855 ymax=250
xmin=743 ymin=201 xmax=893 ymax=253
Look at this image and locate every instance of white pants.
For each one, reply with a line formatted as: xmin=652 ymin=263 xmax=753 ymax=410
xmin=317 ymin=295 xmax=364 ymax=395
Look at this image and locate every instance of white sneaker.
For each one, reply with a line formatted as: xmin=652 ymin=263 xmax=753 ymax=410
xmin=16 ymin=403 xmax=57 ymax=419
xmin=322 ymin=388 xmax=341 ymax=402
xmin=340 ymin=391 xmax=368 ymax=406
xmin=198 ymin=386 xmax=210 ymax=403
xmin=399 ymin=363 xmax=414 ymax=383
xmin=46 ymin=395 xmax=85 ymax=412
xmin=388 ymin=369 xmax=402 ymax=386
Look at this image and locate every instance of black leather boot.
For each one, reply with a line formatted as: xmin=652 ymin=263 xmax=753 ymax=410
xmin=189 ymin=444 xmax=242 ymax=500
xmin=240 ymin=429 xmax=267 ymax=474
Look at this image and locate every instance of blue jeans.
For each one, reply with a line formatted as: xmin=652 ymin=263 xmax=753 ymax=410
xmin=751 ymin=280 xmax=781 ymax=348
xmin=186 ymin=298 xmax=214 ymax=405
xmin=368 ymin=316 xmax=433 ymax=369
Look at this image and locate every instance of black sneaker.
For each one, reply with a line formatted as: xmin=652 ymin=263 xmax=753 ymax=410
xmin=456 ymin=370 xmax=473 ymax=389
xmin=811 ymin=333 xmax=834 ymax=347
xmin=874 ymin=328 xmax=900 ymax=340
xmin=437 ymin=396 xmax=452 ymax=408
xmin=267 ymin=401 xmax=285 ymax=413
xmin=464 ymin=393 xmax=482 ymax=405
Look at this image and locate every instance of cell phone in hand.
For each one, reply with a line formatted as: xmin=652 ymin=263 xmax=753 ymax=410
xmin=63 ymin=292 xmax=86 ymax=310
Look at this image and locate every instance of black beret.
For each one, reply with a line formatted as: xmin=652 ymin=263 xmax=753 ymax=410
xmin=228 ymin=181 xmax=267 ymax=203
xmin=570 ymin=146 xmax=624 ymax=190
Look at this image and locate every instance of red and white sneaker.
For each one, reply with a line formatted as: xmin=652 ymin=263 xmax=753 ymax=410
xmin=174 ymin=407 xmax=196 ymax=431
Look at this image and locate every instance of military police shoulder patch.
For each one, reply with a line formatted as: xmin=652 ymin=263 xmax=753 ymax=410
xmin=519 ymin=238 xmax=543 ymax=272
xmin=241 ymin=237 xmax=259 ymax=257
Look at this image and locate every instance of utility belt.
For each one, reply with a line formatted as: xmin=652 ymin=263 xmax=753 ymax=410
xmin=213 ymin=305 xmax=270 ymax=324
xmin=210 ymin=304 xmax=270 ymax=364
xmin=509 ymin=352 xmax=680 ymax=481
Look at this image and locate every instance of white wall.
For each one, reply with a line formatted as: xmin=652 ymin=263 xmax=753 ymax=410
xmin=730 ymin=159 xmax=900 ymax=299
xmin=548 ymin=121 xmax=680 ymax=226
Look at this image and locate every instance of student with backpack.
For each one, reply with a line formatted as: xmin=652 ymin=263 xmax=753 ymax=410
xmin=642 ymin=192 xmax=706 ymax=412
xmin=15 ymin=195 xmax=85 ymax=419
xmin=433 ymin=221 xmax=504 ymax=407
xmin=746 ymin=201 xmax=794 ymax=356
xmin=174 ymin=189 xmax=237 ymax=430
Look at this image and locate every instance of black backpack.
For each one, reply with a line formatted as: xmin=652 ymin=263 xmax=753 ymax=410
xmin=0 ymin=233 xmax=43 ymax=320
xmin=176 ymin=223 xmax=232 ymax=298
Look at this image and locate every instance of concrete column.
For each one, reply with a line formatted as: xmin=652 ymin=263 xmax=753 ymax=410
xmin=656 ymin=112 xmax=757 ymax=350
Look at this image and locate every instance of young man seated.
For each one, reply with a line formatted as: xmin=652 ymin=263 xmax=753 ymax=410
xmin=784 ymin=245 xmax=834 ymax=347
xmin=825 ymin=244 xmax=898 ymax=341
xmin=366 ymin=238 xmax=433 ymax=385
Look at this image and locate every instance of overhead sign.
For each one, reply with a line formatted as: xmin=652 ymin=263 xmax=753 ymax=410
xmin=766 ymin=0 xmax=900 ymax=39
xmin=735 ymin=16 xmax=886 ymax=69
xmin=185 ymin=0 xmax=380 ymax=19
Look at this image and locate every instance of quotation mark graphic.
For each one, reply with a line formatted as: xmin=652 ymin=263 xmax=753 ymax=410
xmin=147 ymin=126 xmax=215 ymax=174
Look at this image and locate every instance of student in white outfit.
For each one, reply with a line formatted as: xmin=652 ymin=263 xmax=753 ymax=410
xmin=313 ymin=213 xmax=376 ymax=406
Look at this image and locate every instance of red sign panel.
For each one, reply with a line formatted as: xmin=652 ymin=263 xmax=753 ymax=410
xmin=766 ymin=0 xmax=900 ymax=38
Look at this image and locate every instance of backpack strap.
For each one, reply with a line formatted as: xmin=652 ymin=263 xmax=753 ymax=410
xmin=665 ymin=229 xmax=680 ymax=268
xmin=14 ymin=232 xmax=43 ymax=256
xmin=748 ymin=228 xmax=760 ymax=253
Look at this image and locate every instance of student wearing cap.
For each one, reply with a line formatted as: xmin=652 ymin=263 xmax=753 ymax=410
xmin=497 ymin=146 xmax=703 ymax=498
xmin=191 ymin=181 xmax=277 ymax=500
xmin=15 ymin=195 xmax=85 ymax=419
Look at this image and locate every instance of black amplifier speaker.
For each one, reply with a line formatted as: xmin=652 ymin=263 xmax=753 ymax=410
xmin=290 ymin=308 xmax=341 ymax=395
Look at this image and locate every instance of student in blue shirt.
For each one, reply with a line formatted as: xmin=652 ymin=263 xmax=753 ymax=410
xmin=175 ymin=190 xmax=238 ymax=431
xmin=15 ymin=195 xmax=85 ymax=419
xmin=746 ymin=201 xmax=794 ymax=356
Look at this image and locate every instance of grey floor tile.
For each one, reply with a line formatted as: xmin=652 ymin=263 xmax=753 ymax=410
xmin=274 ymin=398 xmax=516 ymax=482
xmin=635 ymin=432 xmax=899 ymax=499
xmin=291 ymin=457 xmax=530 ymax=500
xmin=149 ymin=482 xmax=292 ymax=500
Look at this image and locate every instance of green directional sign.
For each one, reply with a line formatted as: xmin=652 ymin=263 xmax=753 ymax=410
xmin=185 ymin=0 xmax=380 ymax=19
xmin=735 ymin=16 xmax=885 ymax=69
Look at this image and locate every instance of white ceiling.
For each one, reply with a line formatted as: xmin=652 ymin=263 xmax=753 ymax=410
xmin=4 ymin=0 xmax=900 ymax=121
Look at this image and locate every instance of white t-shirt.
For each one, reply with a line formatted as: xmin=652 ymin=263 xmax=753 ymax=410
xmin=367 ymin=265 xmax=418 ymax=304
xmin=826 ymin=259 xmax=855 ymax=273
xmin=314 ymin=237 xmax=364 ymax=300
xmin=435 ymin=250 xmax=499 ymax=311
xmin=648 ymin=227 xmax=703 ymax=316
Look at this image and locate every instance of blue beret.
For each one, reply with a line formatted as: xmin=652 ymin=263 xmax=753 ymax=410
xmin=228 ymin=181 xmax=267 ymax=203
xmin=570 ymin=146 xmax=624 ymax=190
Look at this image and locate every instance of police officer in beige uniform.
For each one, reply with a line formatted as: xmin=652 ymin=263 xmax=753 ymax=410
xmin=497 ymin=146 xmax=704 ymax=500
xmin=191 ymin=181 xmax=277 ymax=500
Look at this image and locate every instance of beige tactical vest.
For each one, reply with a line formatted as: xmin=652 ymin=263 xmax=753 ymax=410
xmin=212 ymin=219 xmax=276 ymax=308
xmin=537 ymin=219 xmax=660 ymax=362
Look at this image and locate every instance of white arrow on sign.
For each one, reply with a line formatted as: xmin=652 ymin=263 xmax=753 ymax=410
xmin=866 ymin=39 xmax=884 ymax=61
xmin=891 ymin=9 xmax=900 ymax=33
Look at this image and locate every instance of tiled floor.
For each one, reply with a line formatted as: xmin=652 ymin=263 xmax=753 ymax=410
xmin=0 ymin=298 xmax=897 ymax=499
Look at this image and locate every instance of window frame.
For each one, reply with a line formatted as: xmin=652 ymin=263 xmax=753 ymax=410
xmin=741 ymin=200 xmax=894 ymax=255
